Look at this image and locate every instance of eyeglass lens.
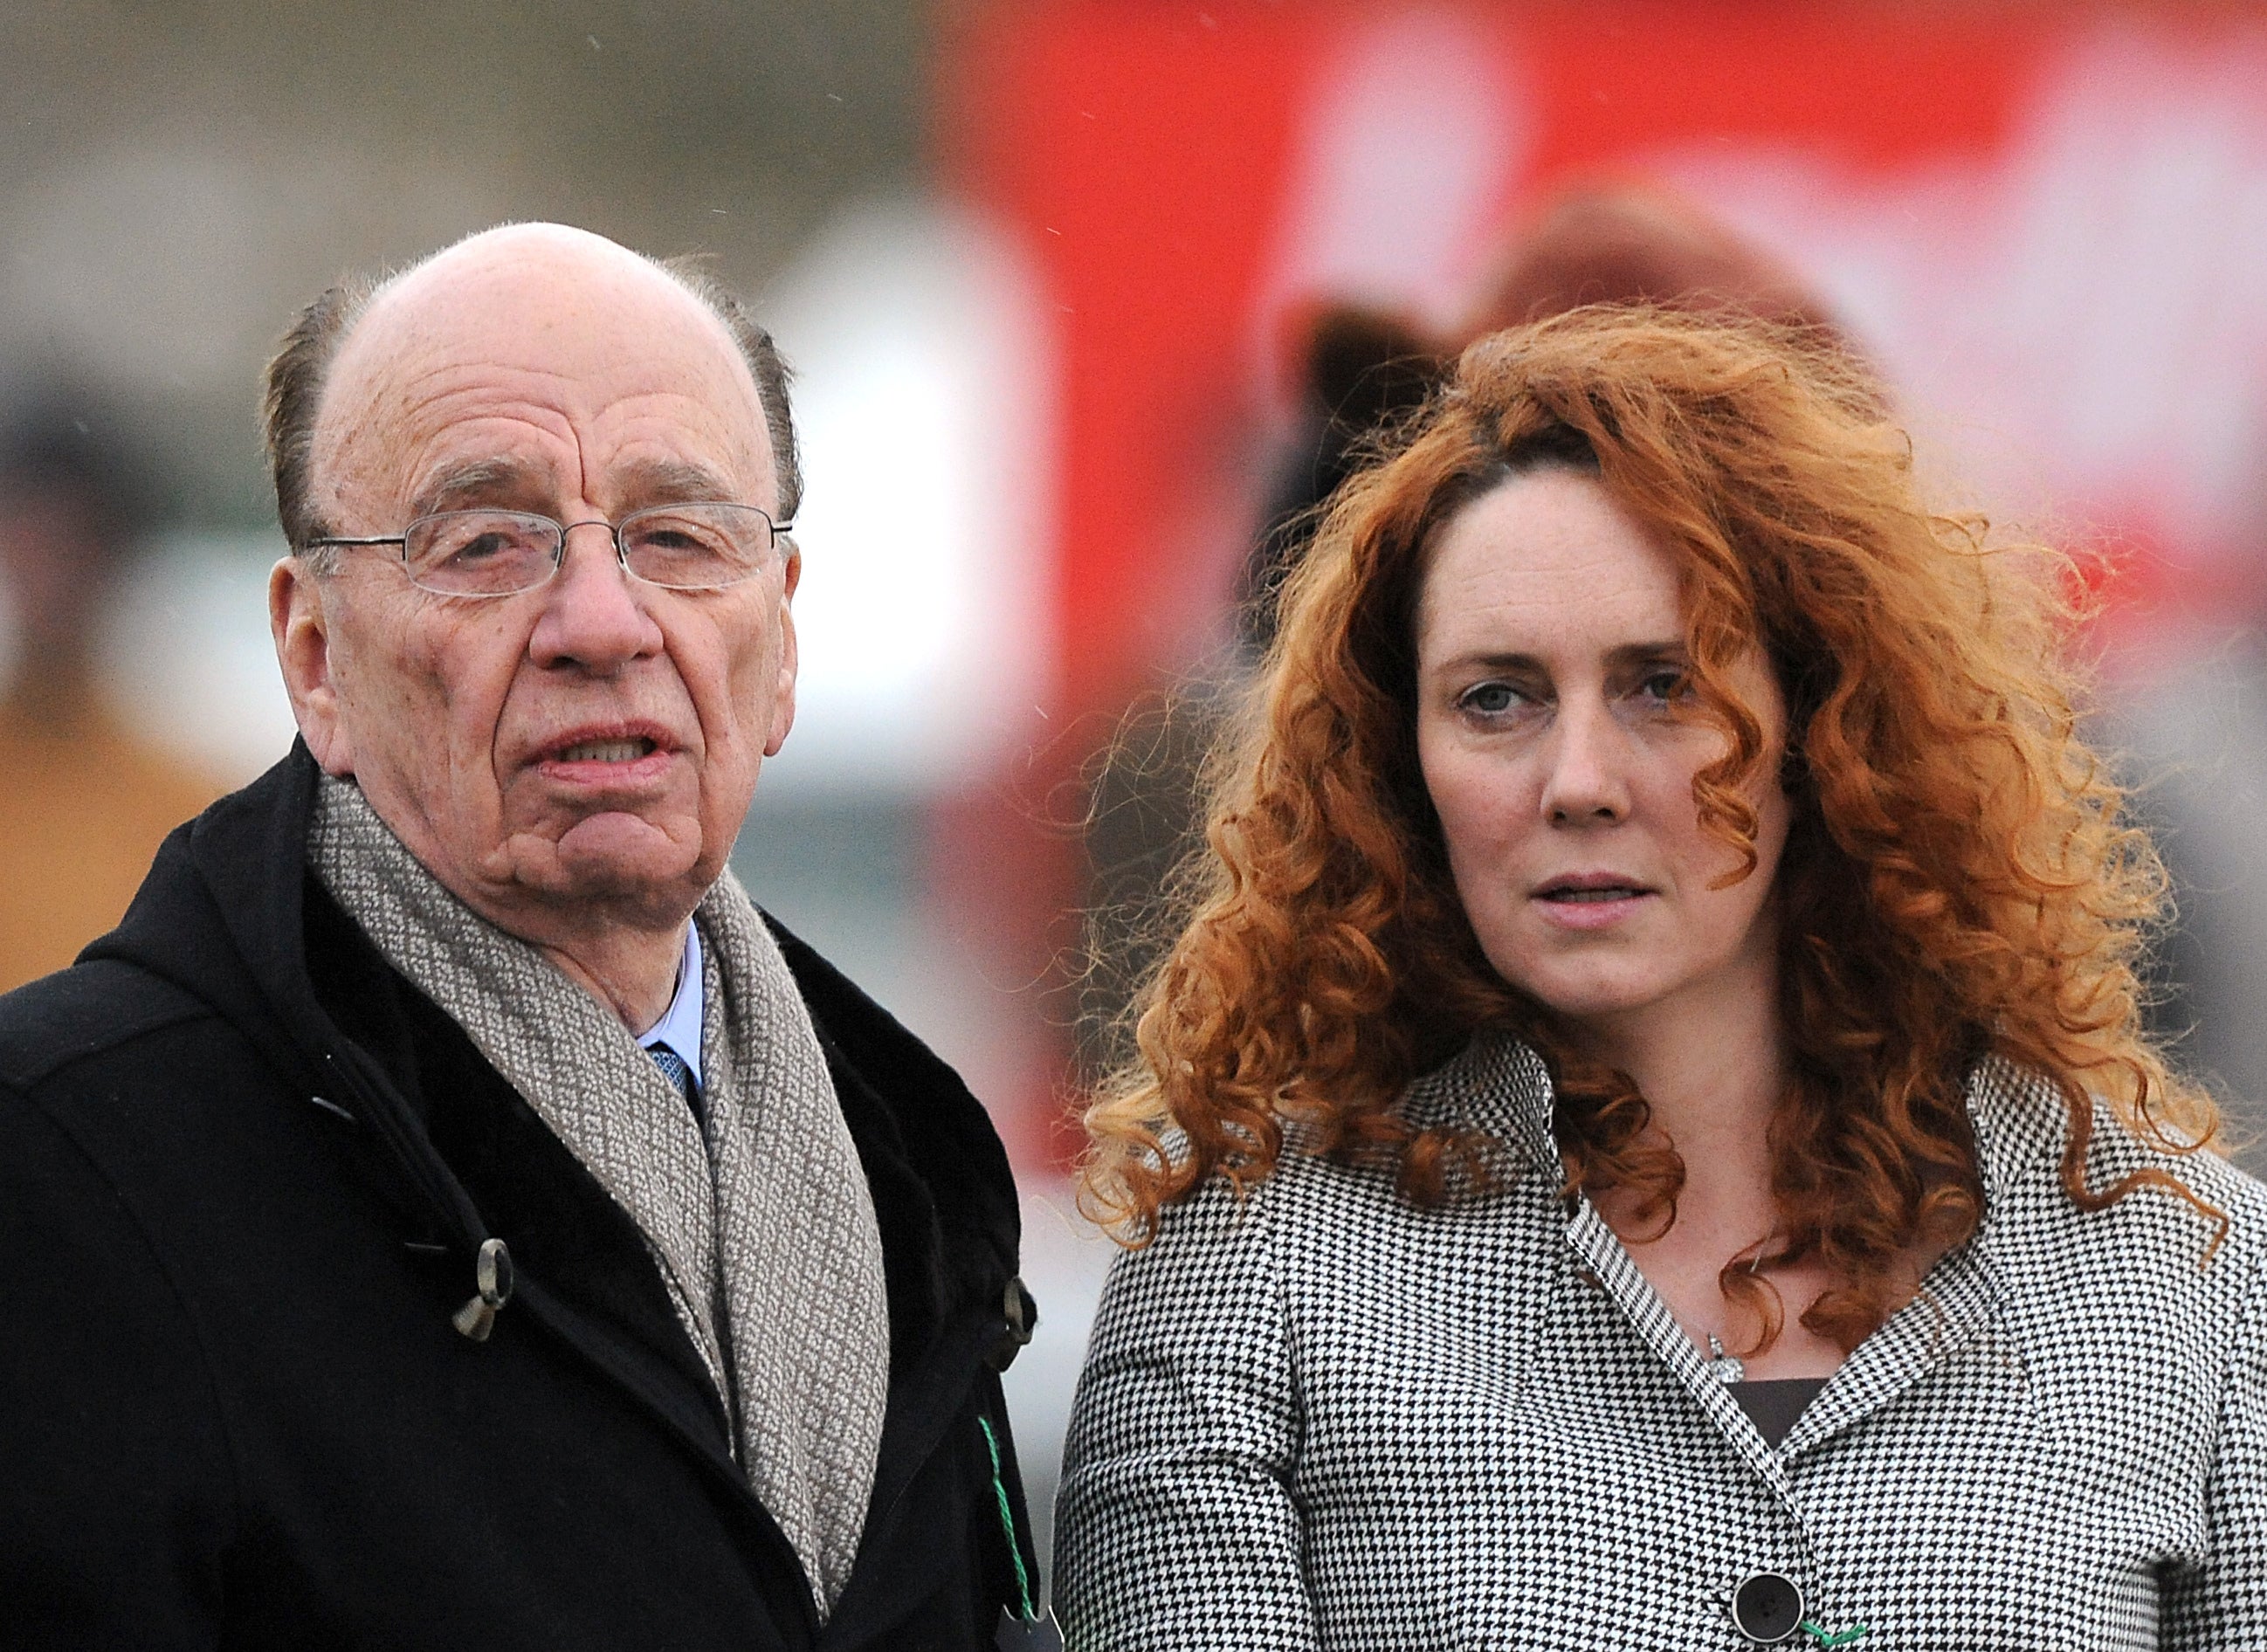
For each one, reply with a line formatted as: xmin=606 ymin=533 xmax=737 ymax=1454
xmin=403 ymin=504 xmax=776 ymax=595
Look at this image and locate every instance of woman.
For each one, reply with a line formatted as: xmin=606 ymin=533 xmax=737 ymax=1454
xmin=1054 ymin=308 xmax=2264 ymax=1649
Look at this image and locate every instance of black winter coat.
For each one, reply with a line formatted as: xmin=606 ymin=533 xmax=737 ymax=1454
xmin=0 ymin=747 xmax=1044 ymax=1650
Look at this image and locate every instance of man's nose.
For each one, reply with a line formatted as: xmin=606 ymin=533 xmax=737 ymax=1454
xmin=1540 ymin=701 xmax=1632 ymax=825
xmin=527 ymin=521 xmax=663 ymax=671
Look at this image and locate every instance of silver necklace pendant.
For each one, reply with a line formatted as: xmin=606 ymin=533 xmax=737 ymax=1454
xmin=1707 ymin=1333 xmax=1746 ymax=1385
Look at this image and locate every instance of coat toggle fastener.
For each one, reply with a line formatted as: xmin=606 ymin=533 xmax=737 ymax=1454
xmin=985 ymin=1277 xmax=1038 ymax=1372
xmin=451 ymin=1236 xmax=514 ymax=1342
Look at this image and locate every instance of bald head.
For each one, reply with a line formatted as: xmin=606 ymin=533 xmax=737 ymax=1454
xmin=265 ymin=223 xmax=800 ymax=559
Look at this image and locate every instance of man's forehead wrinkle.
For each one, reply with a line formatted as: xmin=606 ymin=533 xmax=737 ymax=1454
xmin=339 ymin=310 xmax=708 ymax=423
xmin=352 ymin=353 xmax=600 ymax=431
xmin=379 ymin=413 xmax=761 ymax=527
xmin=346 ymin=341 xmax=755 ymax=447
xmin=318 ymin=387 xmax=583 ymax=527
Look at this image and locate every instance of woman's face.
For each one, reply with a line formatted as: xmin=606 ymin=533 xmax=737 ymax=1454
xmin=1414 ymin=466 xmax=1791 ymax=1045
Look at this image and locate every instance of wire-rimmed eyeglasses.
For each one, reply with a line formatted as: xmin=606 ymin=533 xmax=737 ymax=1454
xmin=303 ymin=502 xmax=792 ymax=597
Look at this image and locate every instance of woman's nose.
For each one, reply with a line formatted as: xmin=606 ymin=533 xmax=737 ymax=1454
xmin=1540 ymin=702 xmax=1632 ymax=824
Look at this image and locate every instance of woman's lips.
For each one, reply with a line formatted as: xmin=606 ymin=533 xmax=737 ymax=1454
xmin=1533 ymin=880 xmax=1653 ymax=930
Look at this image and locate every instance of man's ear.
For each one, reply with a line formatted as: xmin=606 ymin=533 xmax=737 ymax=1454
xmin=269 ymin=556 xmax=355 ymax=775
xmin=763 ymin=543 xmax=799 ymax=757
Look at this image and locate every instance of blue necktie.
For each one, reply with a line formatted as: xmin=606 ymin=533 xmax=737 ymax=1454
xmin=648 ymin=1043 xmax=701 ymax=1121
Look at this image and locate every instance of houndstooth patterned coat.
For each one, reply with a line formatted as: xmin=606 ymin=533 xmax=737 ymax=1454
xmin=1053 ymin=1033 xmax=2267 ymax=1649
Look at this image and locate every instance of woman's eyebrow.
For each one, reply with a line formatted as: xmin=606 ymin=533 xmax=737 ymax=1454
xmin=1606 ymin=639 xmax=1691 ymax=667
xmin=1436 ymin=640 xmax=1687 ymax=676
xmin=1434 ymin=649 xmax=1547 ymax=678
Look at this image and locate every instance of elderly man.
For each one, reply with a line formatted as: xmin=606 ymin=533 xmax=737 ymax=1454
xmin=0 ymin=224 xmax=1044 ymax=1650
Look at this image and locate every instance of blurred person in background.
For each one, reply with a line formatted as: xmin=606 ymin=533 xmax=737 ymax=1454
xmin=1057 ymin=309 xmax=2264 ymax=1648
xmin=0 ymin=224 xmax=1044 ymax=1650
xmin=0 ymin=382 xmax=219 ymax=989
xmin=1244 ymin=182 xmax=1849 ymax=652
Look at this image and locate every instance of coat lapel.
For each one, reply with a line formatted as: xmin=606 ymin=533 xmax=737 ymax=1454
xmin=1439 ymin=1034 xmax=2060 ymax=1491
xmin=1778 ymin=1238 xmax=2006 ymax=1459
xmin=1561 ymin=1196 xmax=1797 ymax=1494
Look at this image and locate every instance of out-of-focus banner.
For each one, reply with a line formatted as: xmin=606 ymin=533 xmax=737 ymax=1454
xmin=941 ymin=1 xmax=2267 ymax=721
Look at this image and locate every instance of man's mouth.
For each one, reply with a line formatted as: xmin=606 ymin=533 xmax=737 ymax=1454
xmin=552 ymin=737 xmax=659 ymax=763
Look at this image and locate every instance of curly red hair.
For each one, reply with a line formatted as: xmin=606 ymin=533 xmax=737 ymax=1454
xmin=1082 ymin=306 xmax=2221 ymax=1353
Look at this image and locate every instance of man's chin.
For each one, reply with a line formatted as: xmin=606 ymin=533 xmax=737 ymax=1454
xmin=513 ymin=813 xmax=710 ymax=913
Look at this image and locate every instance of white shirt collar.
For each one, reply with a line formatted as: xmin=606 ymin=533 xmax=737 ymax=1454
xmin=634 ymin=919 xmax=705 ymax=1087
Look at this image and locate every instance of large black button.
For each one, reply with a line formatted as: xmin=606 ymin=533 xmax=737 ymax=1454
xmin=1731 ymin=1572 xmax=1805 ymax=1643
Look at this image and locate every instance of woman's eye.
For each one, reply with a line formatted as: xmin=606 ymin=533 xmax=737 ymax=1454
xmin=1459 ymin=681 xmax=1523 ymax=715
xmin=1637 ymin=668 xmax=1691 ymax=705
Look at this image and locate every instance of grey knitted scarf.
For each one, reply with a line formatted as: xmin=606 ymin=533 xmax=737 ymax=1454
xmin=308 ymin=775 xmax=887 ymax=1614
